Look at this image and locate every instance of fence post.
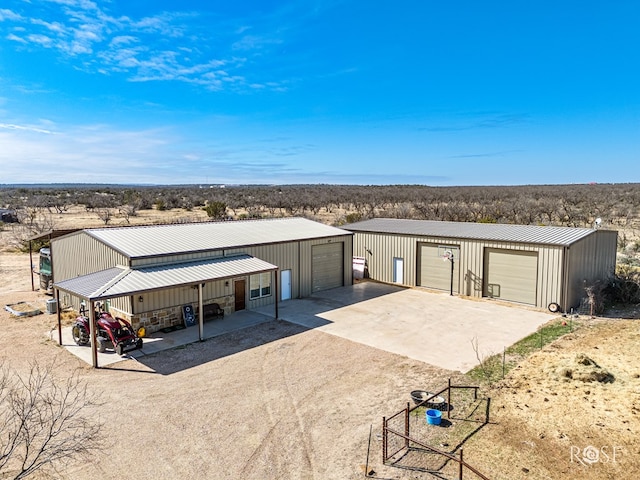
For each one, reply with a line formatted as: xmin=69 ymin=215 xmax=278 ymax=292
xmin=382 ymin=416 xmax=387 ymax=464
xmin=405 ymin=402 xmax=410 ymax=449
xmin=459 ymin=448 xmax=464 ymax=479
xmin=502 ymin=347 xmax=506 ymax=379
xmin=448 ymin=378 xmax=452 ymax=419
xmin=485 ymin=397 xmax=491 ymax=423
xmin=365 ymin=424 xmax=372 ymax=479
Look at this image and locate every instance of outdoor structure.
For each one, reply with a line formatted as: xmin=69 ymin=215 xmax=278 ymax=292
xmin=345 ymin=218 xmax=617 ymax=312
xmin=52 ymin=218 xmax=353 ymax=341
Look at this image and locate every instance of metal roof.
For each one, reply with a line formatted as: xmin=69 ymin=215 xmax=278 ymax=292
xmin=344 ymin=218 xmax=597 ymax=246
xmin=82 ymin=217 xmax=350 ymax=258
xmin=55 ymin=267 xmax=126 ymax=299
xmin=54 ymin=254 xmax=278 ymax=301
xmin=28 ymin=229 xmax=82 ymax=242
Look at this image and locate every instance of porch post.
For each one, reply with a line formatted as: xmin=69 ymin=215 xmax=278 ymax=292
xmin=198 ymin=283 xmax=204 ymax=341
xmin=89 ymin=300 xmax=98 ymax=368
xmin=56 ymin=289 xmax=62 ymax=345
xmin=29 ymin=241 xmax=35 ymax=291
xmin=274 ymin=269 xmax=279 ymax=319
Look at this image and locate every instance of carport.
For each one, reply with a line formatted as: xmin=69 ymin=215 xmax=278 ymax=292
xmin=53 ymin=254 xmax=279 ymax=368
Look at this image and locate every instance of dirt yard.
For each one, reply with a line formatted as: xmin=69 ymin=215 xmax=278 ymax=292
xmin=1 ymin=208 xmax=640 ymax=479
xmin=1 ymin=252 xmax=464 ymax=479
xmin=464 ymin=318 xmax=640 ymax=480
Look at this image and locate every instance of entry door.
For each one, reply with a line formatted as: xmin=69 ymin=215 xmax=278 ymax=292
xmin=281 ymin=269 xmax=292 ymax=301
xmin=234 ymin=279 xmax=246 ymax=311
xmin=393 ymin=257 xmax=404 ymax=284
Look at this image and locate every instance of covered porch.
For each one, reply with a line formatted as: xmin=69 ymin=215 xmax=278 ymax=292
xmin=53 ymin=254 xmax=279 ymax=367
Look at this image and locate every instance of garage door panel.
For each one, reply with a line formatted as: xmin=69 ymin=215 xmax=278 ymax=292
xmin=484 ymin=249 xmax=537 ymax=305
xmin=312 ymin=243 xmax=343 ymax=292
xmin=419 ymin=244 xmax=460 ymax=293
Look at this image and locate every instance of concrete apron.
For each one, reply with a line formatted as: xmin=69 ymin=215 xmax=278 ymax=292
xmin=56 ymin=282 xmax=556 ymax=371
xmin=55 ymin=308 xmax=274 ymax=367
xmin=257 ymin=282 xmax=557 ymax=372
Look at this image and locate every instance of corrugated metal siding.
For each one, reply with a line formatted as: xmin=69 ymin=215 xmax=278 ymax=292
xmin=565 ymin=230 xmax=618 ymax=310
xmin=138 ymin=279 xmax=230 ymax=313
xmin=227 ymin=234 xmax=353 ymax=299
xmin=132 ymin=251 xmax=225 ymax=267
xmin=52 ymin=231 xmax=129 ymax=281
xmin=353 ymin=231 xmax=565 ymax=309
xmin=54 ymin=226 xmax=352 ymax=314
xmin=346 ymin=218 xmax=595 ymax=246
xmin=226 ymin=242 xmax=300 ymax=298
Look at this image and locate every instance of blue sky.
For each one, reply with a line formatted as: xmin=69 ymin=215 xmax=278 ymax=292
xmin=0 ymin=1 xmax=638 ymax=186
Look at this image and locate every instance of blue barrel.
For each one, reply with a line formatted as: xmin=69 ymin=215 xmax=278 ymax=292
xmin=426 ymin=409 xmax=442 ymax=425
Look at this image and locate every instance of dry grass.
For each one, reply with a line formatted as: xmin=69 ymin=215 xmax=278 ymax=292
xmin=462 ymin=319 xmax=640 ymax=480
xmin=1 ymin=206 xmax=639 ymax=478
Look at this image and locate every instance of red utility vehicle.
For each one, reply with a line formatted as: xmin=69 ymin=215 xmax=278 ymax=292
xmin=72 ymin=304 xmax=143 ymax=356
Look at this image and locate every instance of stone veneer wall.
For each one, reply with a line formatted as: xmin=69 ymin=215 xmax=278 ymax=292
xmin=112 ymin=295 xmax=235 ymax=334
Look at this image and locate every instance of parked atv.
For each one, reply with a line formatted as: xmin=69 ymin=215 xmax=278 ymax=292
xmin=72 ymin=304 xmax=143 ymax=356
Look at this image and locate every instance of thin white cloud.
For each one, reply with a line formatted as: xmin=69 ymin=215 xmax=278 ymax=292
xmin=27 ymin=33 xmax=54 ymax=47
xmin=109 ymin=35 xmax=137 ymax=46
xmin=2 ymin=1 xmax=286 ymax=92
xmin=6 ymin=33 xmax=27 ymax=43
xmin=232 ymin=34 xmax=282 ymax=51
xmin=0 ymin=8 xmax=23 ymax=21
xmin=30 ymin=18 xmax=65 ymax=33
xmin=0 ymin=122 xmax=55 ymax=134
xmin=0 ymin=119 xmax=338 ymax=184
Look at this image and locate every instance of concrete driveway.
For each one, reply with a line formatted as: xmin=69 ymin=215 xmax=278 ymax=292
xmin=258 ymin=281 xmax=556 ymax=372
xmin=60 ymin=281 xmax=555 ymax=371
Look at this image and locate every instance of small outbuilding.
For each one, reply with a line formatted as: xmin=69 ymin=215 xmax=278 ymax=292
xmin=52 ymin=217 xmax=353 ymax=334
xmin=345 ymin=218 xmax=617 ymax=312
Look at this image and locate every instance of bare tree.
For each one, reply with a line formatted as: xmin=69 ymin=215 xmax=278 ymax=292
xmin=0 ymin=361 xmax=103 ymax=479
xmin=7 ymin=209 xmax=57 ymax=251
xmin=95 ymin=208 xmax=113 ymax=225
xmin=118 ymin=204 xmax=138 ymax=224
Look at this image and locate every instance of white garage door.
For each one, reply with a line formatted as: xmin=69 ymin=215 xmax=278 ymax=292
xmin=312 ymin=243 xmax=344 ymax=292
xmin=418 ymin=244 xmax=460 ymax=293
xmin=484 ymin=249 xmax=538 ymax=305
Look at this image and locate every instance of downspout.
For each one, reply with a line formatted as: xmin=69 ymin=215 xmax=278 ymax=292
xmin=561 ymin=246 xmax=570 ymax=313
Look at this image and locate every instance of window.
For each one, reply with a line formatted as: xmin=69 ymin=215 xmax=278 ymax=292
xmin=250 ymin=272 xmax=272 ymax=300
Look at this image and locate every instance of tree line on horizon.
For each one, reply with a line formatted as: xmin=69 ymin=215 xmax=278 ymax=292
xmin=1 ymin=183 xmax=638 ymax=229
xmin=1 ymin=182 xmax=639 ymax=305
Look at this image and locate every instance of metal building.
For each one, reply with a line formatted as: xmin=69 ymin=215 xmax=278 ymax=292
xmin=346 ymin=218 xmax=617 ymax=312
xmin=52 ymin=218 xmax=353 ymax=334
